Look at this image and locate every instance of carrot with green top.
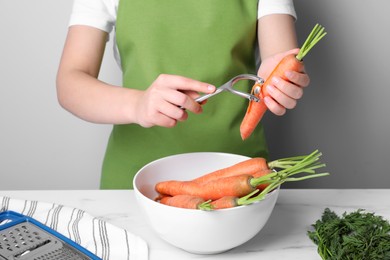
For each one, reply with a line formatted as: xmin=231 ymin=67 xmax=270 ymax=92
xmin=192 ymin=153 xmax=318 ymax=184
xmin=154 ymin=150 xmax=329 ymax=210
xmin=192 ymin=157 xmax=268 ymax=184
xmin=198 ymin=151 xmax=330 ymax=210
xmin=240 ymin=24 xmax=327 ymax=140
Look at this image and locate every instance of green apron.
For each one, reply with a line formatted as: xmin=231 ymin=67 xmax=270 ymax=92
xmin=101 ymin=0 xmax=268 ymax=189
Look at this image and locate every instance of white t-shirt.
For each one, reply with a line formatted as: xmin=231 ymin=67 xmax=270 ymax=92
xmin=69 ymin=0 xmax=296 ymax=33
xmin=68 ymin=0 xmax=297 ymax=66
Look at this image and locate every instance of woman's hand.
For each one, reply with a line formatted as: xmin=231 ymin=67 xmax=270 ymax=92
xmin=57 ymin=26 xmax=215 ymax=126
xmin=134 ymin=74 xmax=215 ymax=128
xmin=257 ymin=49 xmax=310 ymax=116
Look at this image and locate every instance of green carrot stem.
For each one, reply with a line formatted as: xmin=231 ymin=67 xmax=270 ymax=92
xmin=284 ymin=172 xmax=330 ymax=182
xmin=237 ymin=189 xmax=260 ymax=203
xmin=247 ymin=151 xmax=327 ymax=201
xmin=276 ymin=151 xmax=322 ymax=174
xmin=268 ymin=155 xmax=312 ymax=169
xmin=243 ymin=173 xmax=329 ymax=206
xmin=275 ymin=155 xmax=309 ymax=161
xmin=198 ymin=200 xmax=213 ymax=211
xmin=296 ymin=23 xmax=327 ymax=61
xmin=267 ymin=151 xmax=324 ymax=170
xmin=201 ymin=149 xmax=330 ymax=210
xmin=241 ymin=181 xmax=281 ymax=205
xmin=250 ymin=171 xmax=278 ymax=184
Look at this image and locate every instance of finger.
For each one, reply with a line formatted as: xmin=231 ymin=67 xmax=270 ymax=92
xmin=158 ymin=98 xmax=190 ymax=121
xmin=184 ymin=90 xmax=203 ymax=100
xmin=271 ymin=76 xmax=304 ymax=100
xmin=157 ymin=115 xmax=178 ymax=128
xmin=263 ymin=96 xmax=286 ymax=116
xmin=140 ymin=110 xmax=178 ymax=128
xmin=285 ymin=48 xmax=300 ymax=56
xmin=182 ymin=90 xmax=208 ymax=107
xmin=157 ymin=74 xmax=215 ymax=94
xmin=161 ymin=88 xmax=203 ymax=114
xmin=285 ymin=70 xmax=310 ymax=87
xmin=265 ymin=84 xmax=297 ymax=110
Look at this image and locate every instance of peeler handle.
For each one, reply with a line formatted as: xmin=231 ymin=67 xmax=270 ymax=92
xmin=194 ymin=88 xmax=224 ymax=103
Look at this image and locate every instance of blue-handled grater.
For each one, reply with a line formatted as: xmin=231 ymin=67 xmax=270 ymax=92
xmin=0 ymin=211 xmax=101 ymax=260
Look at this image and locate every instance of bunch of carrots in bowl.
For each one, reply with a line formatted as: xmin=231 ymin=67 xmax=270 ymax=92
xmin=154 ymin=150 xmax=328 ymax=210
xmin=133 ymin=150 xmax=329 ymax=254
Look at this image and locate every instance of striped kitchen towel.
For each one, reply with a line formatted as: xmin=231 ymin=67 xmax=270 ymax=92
xmin=0 ymin=196 xmax=148 ymax=260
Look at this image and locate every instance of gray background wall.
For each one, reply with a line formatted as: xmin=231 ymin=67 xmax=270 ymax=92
xmin=0 ymin=1 xmax=389 ymax=190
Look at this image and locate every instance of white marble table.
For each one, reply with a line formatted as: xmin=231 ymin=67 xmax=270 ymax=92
xmin=1 ymin=189 xmax=389 ymax=259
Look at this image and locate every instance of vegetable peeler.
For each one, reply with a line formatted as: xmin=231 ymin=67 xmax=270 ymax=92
xmin=195 ymin=74 xmax=264 ymax=103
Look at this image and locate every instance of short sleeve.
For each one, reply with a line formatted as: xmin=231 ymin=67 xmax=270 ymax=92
xmin=68 ymin=0 xmax=118 ymax=33
xmin=258 ymin=0 xmax=297 ymax=20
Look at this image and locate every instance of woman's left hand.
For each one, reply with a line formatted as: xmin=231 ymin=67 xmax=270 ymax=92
xmin=257 ymin=48 xmax=310 ymax=116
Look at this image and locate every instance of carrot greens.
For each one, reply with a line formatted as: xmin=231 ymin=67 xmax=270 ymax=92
xmin=296 ymin=24 xmax=327 ymax=61
xmin=240 ymin=150 xmax=328 ymax=206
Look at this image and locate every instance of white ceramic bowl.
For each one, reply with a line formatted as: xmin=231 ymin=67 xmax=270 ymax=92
xmin=133 ymin=152 xmax=279 ymax=254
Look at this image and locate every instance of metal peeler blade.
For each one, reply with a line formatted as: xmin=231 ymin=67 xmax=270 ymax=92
xmin=195 ymin=74 xmax=264 ymax=103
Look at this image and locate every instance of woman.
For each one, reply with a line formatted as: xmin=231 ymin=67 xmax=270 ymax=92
xmin=56 ymin=0 xmax=309 ymax=189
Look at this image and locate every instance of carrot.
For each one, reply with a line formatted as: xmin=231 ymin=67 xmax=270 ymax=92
xmin=193 ymin=189 xmax=259 ymax=210
xmin=209 ymin=196 xmax=239 ymax=209
xmin=240 ymin=24 xmax=327 ymax=140
xmin=192 ymin=154 xmax=313 ymax=184
xmin=154 ymin=194 xmax=169 ymax=201
xmin=159 ymin=195 xmax=212 ymax=210
xmin=192 ymin=157 xmax=268 ymax=184
xmin=156 ymin=174 xmax=256 ymax=201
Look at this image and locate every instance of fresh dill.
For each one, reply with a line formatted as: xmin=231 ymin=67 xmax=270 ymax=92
xmin=308 ymin=208 xmax=390 ymax=260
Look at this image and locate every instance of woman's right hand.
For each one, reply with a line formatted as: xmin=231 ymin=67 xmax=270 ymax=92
xmin=134 ymin=74 xmax=215 ymax=128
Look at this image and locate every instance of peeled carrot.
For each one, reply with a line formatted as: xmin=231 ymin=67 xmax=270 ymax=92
xmin=156 ymin=174 xmax=256 ymax=201
xmin=240 ymin=24 xmax=327 ymax=140
xmin=192 ymin=157 xmax=268 ymax=184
